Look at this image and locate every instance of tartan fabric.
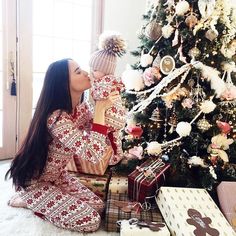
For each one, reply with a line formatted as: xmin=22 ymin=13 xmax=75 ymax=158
xmin=104 ymin=192 xmax=163 ymax=232
xmin=69 ymin=170 xmax=112 ymax=201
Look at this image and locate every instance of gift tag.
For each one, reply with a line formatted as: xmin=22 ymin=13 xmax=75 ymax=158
xmin=160 ymin=55 xmax=175 ymax=75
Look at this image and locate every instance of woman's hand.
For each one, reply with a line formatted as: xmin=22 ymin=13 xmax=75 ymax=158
xmin=97 ymin=90 xmax=120 ymax=111
xmin=93 ymin=90 xmax=120 ymax=125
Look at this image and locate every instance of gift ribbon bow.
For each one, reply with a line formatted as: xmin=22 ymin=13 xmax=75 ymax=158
xmin=113 ymin=200 xmax=151 ymax=213
xmin=117 ymin=218 xmax=166 ymax=232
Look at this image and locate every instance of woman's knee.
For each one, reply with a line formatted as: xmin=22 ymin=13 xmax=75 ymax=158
xmin=74 ymin=210 xmax=101 ymax=232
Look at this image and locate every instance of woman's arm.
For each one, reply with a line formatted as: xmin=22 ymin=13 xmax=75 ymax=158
xmin=47 ymin=111 xmax=109 ymax=164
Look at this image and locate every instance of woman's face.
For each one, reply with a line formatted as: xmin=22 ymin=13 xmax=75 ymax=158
xmin=69 ymin=60 xmax=91 ymax=93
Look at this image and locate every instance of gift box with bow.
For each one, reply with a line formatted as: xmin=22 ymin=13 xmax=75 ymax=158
xmin=128 ymin=158 xmax=170 ymax=203
xmin=104 ymin=192 xmax=163 ymax=232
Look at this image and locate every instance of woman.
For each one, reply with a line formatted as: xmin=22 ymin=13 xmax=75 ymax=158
xmin=5 ymin=59 xmax=119 ymax=232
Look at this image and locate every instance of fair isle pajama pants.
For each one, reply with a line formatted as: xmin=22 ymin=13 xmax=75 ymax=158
xmin=18 ymin=173 xmax=104 ymax=233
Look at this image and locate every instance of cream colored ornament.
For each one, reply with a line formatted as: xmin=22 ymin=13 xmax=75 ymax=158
xmin=188 ymin=47 xmax=201 ymax=58
xmin=197 ymin=117 xmax=212 ymax=132
xmin=205 ymin=29 xmax=218 ymax=41
xmin=198 ymin=0 xmax=216 ymax=19
xmin=185 ymin=14 xmax=198 ymax=29
xmin=140 ymin=53 xmax=153 ymax=67
xmin=176 ymin=121 xmax=192 ymax=137
xmin=145 ymin=21 xmax=162 ymax=41
xmin=162 ymin=24 xmax=175 ymax=39
xmin=175 ymin=0 xmax=190 ymax=16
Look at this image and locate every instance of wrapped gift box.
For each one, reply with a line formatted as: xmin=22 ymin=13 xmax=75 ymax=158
xmin=217 ymin=181 xmax=236 ymax=231
xmin=69 ymin=170 xmax=111 ymax=201
xmin=156 ymin=187 xmax=236 ymax=236
xmin=119 ymin=219 xmax=170 ymax=236
xmin=108 ymin=175 xmax=128 ymax=194
xmin=128 ymin=159 xmax=170 ymax=203
xmin=105 ymin=192 xmax=163 ymax=232
xmin=75 ymin=146 xmax=113 ymax=175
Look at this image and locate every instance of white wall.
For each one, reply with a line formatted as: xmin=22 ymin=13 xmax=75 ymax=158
xmin=103 ymin=0 xmax=146 ymax=76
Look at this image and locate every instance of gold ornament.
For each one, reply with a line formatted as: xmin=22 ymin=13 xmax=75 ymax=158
xmin=145 ymin=21 xmax=162 ymax=41
xmin=160 ymin=55 xmax=175 ymax=75
xmin=188 ymin=47 xmax=200 ymax=58
xmin=197 ymin=116 xmax=212 ymax=132
xmin=205 ymin=29 xmax=218 ymax=41
xmin=149 ymin=108 xmax=163 ymax=129
xmin=185 ymin=14 xmax=198 ymax=29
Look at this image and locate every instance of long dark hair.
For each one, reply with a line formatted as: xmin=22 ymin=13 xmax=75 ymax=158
xmin=5 ymin=59 xmax=73 ymax=188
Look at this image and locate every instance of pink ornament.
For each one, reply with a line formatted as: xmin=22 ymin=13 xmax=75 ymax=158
xmin=143 ymin=67 xmax=161 ymax=87
xmin=181 ymin=98 xmax=194 ymax=108
xmin=216 ymin=120 xmax=231 ymax=135
xmin=128 ymin=146 xmax=144 ymax=159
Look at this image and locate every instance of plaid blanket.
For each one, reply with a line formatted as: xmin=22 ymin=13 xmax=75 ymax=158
xmin=105 ymin=192 xmax=163 ymax=232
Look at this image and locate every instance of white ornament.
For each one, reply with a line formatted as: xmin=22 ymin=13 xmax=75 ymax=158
xmin=162 ymin=25 xmax=175 ymax=39
xmin=140 ymin=54 xmax=153 ymax=67
xmin=188 ymin=156 xmax=207 ymax=167
xmin=176 ymin=121 xmax=192 ymax=137
xmin=200 ymin=100 xmax=216 ymax=113
xmin=147 ymin=141 xmax=162 ymax=155
xmin=175 ymin=0 xmax=190 ymax=16
xmin=198 ymin=0 xmax=216 ymax=19
xmin=122 ymin=67 xmax=145 ymax=91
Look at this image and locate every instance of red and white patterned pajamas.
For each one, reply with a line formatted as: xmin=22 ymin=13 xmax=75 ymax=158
xmin=17 ymin=102 xmax=110 ymax=232
xmin=91 ymin=75 xmax=127 ymax=165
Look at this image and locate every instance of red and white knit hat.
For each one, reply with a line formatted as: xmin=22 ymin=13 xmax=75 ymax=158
xmin=89 ymin=31 xmax=126 ymax=75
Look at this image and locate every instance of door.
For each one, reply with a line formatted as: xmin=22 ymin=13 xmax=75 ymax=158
xmin=0 ymin=0 xmax=17 ymax=159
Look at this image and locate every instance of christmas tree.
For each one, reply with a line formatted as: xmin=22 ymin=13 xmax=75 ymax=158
xmin=120 ymin=0 xmax=236 ymax=191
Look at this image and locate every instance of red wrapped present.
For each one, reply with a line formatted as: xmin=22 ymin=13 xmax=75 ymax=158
xmin=217 ymin=181 xmax=236 ymax=231
xmin=128 ymin=158 xmax=170 ymax=203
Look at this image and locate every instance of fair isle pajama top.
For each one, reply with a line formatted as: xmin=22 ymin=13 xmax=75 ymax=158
xmin=18 ymin=101 xmax=110 ymax=233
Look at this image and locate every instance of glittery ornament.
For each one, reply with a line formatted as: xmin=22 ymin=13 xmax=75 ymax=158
xmin=188 ymin=47 xmax=200 ymax=58
xmin=150 ymin=108 xmax=163 ymax=129
xmin=205 ymin=29 xmax=218 ymax=41
xmin=197 ymin=117 xmax=212 ymax=132
xmin=145 ymin=21 xmax=162 ymax=41
xmin=185 ymin=14 xmax=198 ymax=29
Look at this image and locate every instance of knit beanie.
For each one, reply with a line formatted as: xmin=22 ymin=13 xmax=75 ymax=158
xmin=89 ymin=31 xmax=126 ymax=75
